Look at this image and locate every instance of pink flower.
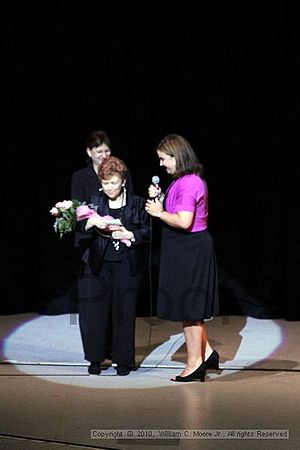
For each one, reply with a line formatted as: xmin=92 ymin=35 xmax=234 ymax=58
xmin=76 ymin=204 xmax=99 ymax=221
xmin=49 ymin=207 xmax=59 ymax=216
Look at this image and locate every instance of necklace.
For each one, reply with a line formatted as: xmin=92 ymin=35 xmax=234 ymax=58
xmin=110 ymin=188 xmax=126 ymax=251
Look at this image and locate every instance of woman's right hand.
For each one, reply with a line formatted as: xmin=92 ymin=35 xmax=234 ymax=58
xmin=148 ymin=184 xmax=162 ymax=199
xmin=85 ymin=217 xmax=108 ymax=231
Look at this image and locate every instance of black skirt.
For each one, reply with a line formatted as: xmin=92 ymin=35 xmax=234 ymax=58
xmin=156 ymin=226 xmax=219 ymax=322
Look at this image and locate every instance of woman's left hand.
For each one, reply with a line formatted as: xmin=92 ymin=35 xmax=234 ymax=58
xmin=111 ymin=226 xmax=134 ymax=240
xmin=145 ymin=198 xmax=163 ymax=217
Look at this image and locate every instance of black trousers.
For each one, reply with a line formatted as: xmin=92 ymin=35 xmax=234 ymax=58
xmin=77 ymin=258 xmax=141 ymax=366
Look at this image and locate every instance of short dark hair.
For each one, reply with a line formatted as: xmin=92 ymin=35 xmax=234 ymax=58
xmin=85 ymin=130 xmax=111 ymax=150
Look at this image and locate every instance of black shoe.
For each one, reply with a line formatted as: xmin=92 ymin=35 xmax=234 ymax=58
xmin=205 ymin=350 xmax=220 ymax=370
xmin=88 ymin=362 xmax=101 ymax=375
xmin=117 ymin=366 xmax=131 ymax=376
xmin=172 ymin=362 xmax=206 ymax=383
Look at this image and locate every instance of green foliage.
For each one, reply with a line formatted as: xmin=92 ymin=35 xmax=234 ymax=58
xmin=53 ymin=199 xmax=81 ymax=239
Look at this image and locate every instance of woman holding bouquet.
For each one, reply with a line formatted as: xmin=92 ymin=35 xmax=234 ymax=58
xmin=77 ymin=156 xmax=149 ymax=376
xmin=70 ymin=130 xmax=134 ymax=362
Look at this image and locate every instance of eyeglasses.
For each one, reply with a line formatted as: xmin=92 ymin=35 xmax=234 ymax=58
xmin=92 ymin=148 xmax=111 ymax=156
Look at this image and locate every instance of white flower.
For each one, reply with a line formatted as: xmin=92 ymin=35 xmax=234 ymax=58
xmin=49 ymin=207 xmax=59 ymax=216
xmin=55 ymin=200 xmax=73 ymax=209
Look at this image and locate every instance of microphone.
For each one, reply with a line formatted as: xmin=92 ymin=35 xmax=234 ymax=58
xmin=149 ymin=175 xmax=161 ymax=200
xmin=151 ymin=175 xmax=160 ymax=185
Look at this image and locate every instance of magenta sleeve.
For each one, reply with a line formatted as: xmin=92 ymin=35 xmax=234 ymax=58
xmin=174 ymin=176 xmax=203 ymax=212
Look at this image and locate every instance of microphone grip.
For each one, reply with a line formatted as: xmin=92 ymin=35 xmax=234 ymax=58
xmin=148 ymin=186 xmax=161 ymax=199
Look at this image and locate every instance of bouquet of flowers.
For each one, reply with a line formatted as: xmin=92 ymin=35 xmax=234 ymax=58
xmin=49 ymin=199 xmax=131 ymax=246
xmin=49 ymin=200 xmax=82 ymax=238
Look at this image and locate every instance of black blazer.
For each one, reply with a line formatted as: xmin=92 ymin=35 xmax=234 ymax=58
xmin=78 ymin=191 xmax=149 ymax=276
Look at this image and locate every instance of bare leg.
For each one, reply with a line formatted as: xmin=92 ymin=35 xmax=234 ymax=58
xmin=201 ymin=324 xmax=214 ymax=360
xmin=172 ymin=321 xmax=213 ymax=379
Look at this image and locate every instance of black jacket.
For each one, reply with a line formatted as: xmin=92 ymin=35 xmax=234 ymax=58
xmin=71 ymin=164 xmax=135 ymax=249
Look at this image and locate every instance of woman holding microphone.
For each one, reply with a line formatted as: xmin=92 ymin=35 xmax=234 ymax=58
xmin=146 ymin=134 xmax=219 ymax=382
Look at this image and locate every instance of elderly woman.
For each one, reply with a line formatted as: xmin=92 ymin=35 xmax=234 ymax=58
xmin=70 ymin=131 xmax=134 ymax=361
xmin=77 ymin=156 xmax=149 ymax=376
xmin=146 ymin=134 xmax=219 ymax=382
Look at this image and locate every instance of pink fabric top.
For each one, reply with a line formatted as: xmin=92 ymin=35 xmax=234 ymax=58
xmin=165 ymin=174 xmax=208 ymax=232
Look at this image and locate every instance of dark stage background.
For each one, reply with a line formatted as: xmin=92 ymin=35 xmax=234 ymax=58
xmin=4 ymin=1 xmax=300 ymax=320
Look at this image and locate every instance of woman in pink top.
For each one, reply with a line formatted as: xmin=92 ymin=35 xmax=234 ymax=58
xmin=146 ymin=134 xmax=219 ymax=382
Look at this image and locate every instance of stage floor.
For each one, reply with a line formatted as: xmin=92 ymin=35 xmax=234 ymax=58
xmin=0 ymin=313 xmax=299 ymax=449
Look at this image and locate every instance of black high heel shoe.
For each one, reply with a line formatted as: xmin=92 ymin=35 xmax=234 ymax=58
xmin=172 ymin=362 xmax=207 ymax=383
xmin=205 ymin=350 xmax=219 ymax=370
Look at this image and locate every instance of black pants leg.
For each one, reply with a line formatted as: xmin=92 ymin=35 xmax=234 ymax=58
xmin=77 ymin=259 xmax=140 ymax=365
xmin=110 ymin=259 xmax=141 ymax=367
xmin=77 ymin=262 xmax=112 ymax=362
